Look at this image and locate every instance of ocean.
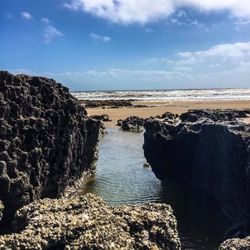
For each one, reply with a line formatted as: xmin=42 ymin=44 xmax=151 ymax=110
xmin=71 ymin=88 xmax=250 ymax=101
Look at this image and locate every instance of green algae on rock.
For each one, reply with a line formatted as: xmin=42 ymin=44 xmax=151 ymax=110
xmin=0 ymin=193 xmax=181 ymax=250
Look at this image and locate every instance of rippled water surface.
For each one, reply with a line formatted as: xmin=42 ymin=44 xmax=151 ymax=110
xmin=83 ymin=128 xmax=229 ymax=249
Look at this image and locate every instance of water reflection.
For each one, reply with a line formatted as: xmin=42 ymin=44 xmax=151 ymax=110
xmin=159 ymin=180 xmax=230 ymax=249
xmin=82 ymin=128 xmax=162 ymax=205
xmin=83 ymin=128 xmax=229 ymax=249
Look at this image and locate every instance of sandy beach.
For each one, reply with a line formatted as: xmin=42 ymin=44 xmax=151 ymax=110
xmin=87 ymin=100 xmax=250 ymax=127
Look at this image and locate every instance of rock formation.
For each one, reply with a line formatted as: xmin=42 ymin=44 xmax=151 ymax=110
xmin=0 ymin=71 xmax=100 ymax=230
xmin=117 ymin=116 xmax=146 ymax=132
xmin=219 ymin=236 xmax=250 ymax=249
xmin=117 ymin=113 xmax=179 ymax=132
xmin=89 ymin=114 xmax=111 ymax=136
xmin=82 ymin=99 xmax=133 ymax=108
xmin=143 ymin=109 xmax=250 ymax=242
xmin=0 ymin=193 xmax=181 ymax=250
xmin=89 ymin=114 xmax=111 ymax=122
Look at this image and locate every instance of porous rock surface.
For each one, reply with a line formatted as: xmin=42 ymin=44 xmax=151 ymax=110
xmin=117 ymin=113 xmax=178 ymax=132
xmin=219 ymin=236 xmax=250 ymax=250
xmin=0 ymin=193 xmax=181 ymax=250
xmin=143 ymin=109 xmax=250 ymax=241
xmin=117 ymin=116 xmax=146 ymax=132
xmin=0 ymin=71 xmax=100 ymax=227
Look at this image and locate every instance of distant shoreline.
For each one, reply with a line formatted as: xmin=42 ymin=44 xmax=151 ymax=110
xmin=87 ymin=99 xmax=250 ymax=128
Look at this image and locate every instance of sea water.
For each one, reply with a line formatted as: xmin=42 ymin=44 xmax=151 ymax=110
xmin=83 ymin=128 xmax=229 ymax=250
xmin=72 ymin=88 xmax=250 ymax=102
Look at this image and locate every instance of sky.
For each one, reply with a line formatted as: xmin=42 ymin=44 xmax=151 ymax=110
xmin=0 ymin=0 xmax=250 ymax=91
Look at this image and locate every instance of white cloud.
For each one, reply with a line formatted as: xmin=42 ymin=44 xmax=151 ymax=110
xmin=49 ymin=62 xmax=250 ymax=90
xmin=53 ymin=68 xmax=195 ymax=90
xmin=170 ymin=10 xmax=208 ymax=30
xmin=170 ymin=18 xmax=183 ymax=25
xmin=176 ymin=0 xmax=250 ymax=18
xmin=233 ymin=17 xmax=250 ymax=31
xmin=90 ymin=33 xmax=111 ymax=42
xmin=190 ymin=19 xmax=209 ymax=31
xmin=10 ymin=68 xmax=34 ymax=75
xmin=9 ymin=40 xmax=250 ymax=90
xmin=41 ymin=17 xmax=50 ymax=24
xmin=145 ymin=41 xmax=250 ymax=68
xmin=41 ymin=18 xmax=64 ymax=43
xmin=64 ymin=0 xmax=174 ymax=24
xmin=178 ymin=41 xmax=250 ymax=63
xmin=21 ymin=11 xmax=33 ymax=20
xmin=236 ymin=18 xmax=250 ymax=25
xmin=64 ymin=0 xmax=250 ymax=24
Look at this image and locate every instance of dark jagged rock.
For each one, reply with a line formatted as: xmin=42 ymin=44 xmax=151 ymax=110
xmin=143 ymin=109 xmax=250 ymax=242
xmin=89 ymin=114 xmax=111 ymax=122
xmin=117 ymin=116 xmax=146 ymax=132
xmin=180 ymin=109 xmax=250 ymax=123
xmin=155 ymin=112 xmax=179 ymax=125
xmin=89 ymin=114 xmax=111 ymax=136
xmin=0 ymin=71 xmax=100 ymax=230
xmin=117 ymin=113 xmax=179 ymax=132
xmin=156 ymin=112 xmax=178 ymax=120
xmin=0 ymin=193 xmax=181 ymax=250
xmin=82 ymin=99 xmax=133 ymax=108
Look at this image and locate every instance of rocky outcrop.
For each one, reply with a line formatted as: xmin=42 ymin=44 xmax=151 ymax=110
xmin=0 ymin=71 xmax=100 ymax=230
xmin=143 ymin=109 xmax=250 ymax=240
xmin=0 ymin=193 xmax=181 ymax=249
xmin=219 ymin=237 xmax=250 ymax=250
xmin=117 ymin=116 xmax=146 ymax=132
xmin=82 ymin=99 xmax=133 ymax=108
xmin=117 ymin=113 xmax=179 ymax=132
xmin=89 ymin=114 xmax=111 ymax=136
xmin=89 ymin=114 xmax=111 ymax=122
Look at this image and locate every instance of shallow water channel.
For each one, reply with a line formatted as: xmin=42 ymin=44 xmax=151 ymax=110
xmin=82 ymin=128 xmax=229 ymax=250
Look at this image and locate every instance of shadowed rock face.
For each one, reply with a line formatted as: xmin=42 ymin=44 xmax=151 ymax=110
xmin=0 ymin=194 xmax=181 ymax=250
xmin=0 ymin=71 xmax=100 ymax=230
xmin=143 ymin=109 xmax=250 ymax=241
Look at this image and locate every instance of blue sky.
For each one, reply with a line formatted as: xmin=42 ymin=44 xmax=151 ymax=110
xmin=1 ymin=0 xmax=250 ymax=90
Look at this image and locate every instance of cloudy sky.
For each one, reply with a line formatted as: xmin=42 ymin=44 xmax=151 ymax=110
xmin=1 ymin=0 xmax=250 ymax=90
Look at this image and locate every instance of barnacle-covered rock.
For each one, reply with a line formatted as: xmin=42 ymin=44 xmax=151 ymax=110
xmin=219 ymin=236 xmax=250 ymax=250
xmin=0 ymin=194 xmax=181 ymax=250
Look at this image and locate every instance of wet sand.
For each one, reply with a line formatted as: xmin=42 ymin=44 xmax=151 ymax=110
xmin=87 ymin=100 xmax=250 ymax=127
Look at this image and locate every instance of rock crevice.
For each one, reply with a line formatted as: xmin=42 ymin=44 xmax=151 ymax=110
xmin=0 ymin=193 xmax=181 ymax=250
